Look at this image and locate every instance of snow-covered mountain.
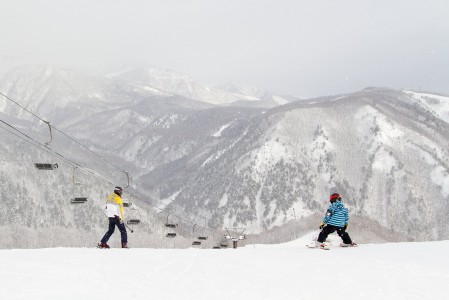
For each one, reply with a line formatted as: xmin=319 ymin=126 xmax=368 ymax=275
xmin=0 ymin=64 xmax=290 ymax=120
xmin=107 ymin=66 xmax=291 ymax=106
xmin=0 ymin=65 xmax=153 ymax=128
xmin=146 ymin=88 xmax=449 ymax=241
xmin=213 ymin=82 xmax=297 ymax=108
xmin=1 ymin=65 xmax=449 ymax=248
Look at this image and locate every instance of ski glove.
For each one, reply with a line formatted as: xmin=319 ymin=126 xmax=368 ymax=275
xmin=319 ymin=223 xmax=326 ymax=230
xmin=343 ymin=224 xmax=348 ymax=230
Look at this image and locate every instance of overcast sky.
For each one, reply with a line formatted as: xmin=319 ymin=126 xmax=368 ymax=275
xmin=1 ymin=0 xmax=448 ymax=97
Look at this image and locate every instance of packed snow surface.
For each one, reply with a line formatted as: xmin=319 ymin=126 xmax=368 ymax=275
xmin=1 ymin=235 xmax=448 ymax=300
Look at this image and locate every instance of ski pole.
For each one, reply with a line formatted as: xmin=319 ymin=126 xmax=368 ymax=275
xmin=124 ymin=222 xmax=134 ymax=233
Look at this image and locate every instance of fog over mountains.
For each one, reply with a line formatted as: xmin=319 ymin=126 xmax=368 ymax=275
xmin=1 ymin=65 xmax=448 ymax=248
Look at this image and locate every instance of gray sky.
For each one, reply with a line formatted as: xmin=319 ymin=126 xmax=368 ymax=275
xmin=1 ymin=0 xmax=448 ymax=97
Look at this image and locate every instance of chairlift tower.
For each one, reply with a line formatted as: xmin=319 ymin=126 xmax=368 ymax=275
xmin=224 ymin=227 xmax=246 ymax=249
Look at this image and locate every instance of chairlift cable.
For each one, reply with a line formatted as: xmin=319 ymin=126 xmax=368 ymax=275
xmin=1 ymin=92 xmax=222 ymax=237
xmin=1 ymin=91 xmax=163 ymax=197
xmin=1 ymin=119 xmax=222 ymax=242
xmin=1 ymin=91 xmax=134 ymax=179
xmin=0 ymin=92 xmax=163 ymax=200
xmin=2 ymin=118 xmax=220 ymax=240
xmin=0 ymin=119 xmax=115 ymax=186
xmin=0 ymin=92 xmax=45 ymax=121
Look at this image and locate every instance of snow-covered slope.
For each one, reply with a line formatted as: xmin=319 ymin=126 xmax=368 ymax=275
xmin=404 ymin=90 xmax=449 ymax=123
xmin=1 ymin=239 xmax=448 ymax=300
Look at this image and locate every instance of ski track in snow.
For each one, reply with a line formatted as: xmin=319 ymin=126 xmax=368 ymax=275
xmin=1 ymin=236 xmax=448 ymax=300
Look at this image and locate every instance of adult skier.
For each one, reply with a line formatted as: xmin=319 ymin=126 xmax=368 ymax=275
xmin=310 ymin=193 xmax=356 ymax=249
xmin=98 ymin=186 xmax=128 ymax=248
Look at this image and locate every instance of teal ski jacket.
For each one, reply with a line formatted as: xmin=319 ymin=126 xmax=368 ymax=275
xmin=322 ymin=201 xmax=349 ymax=227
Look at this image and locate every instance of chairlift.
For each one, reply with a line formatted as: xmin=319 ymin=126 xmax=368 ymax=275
xmin=123 ymin=191 xmax=137 ymax=210
xmin=70 ymin=167 xmax=88 ymax=203
xmin=70 ymin=197 xmax=87 ymax=204
xmin=164 ymin=213 xmax=178 ymax=238
xmin=198 ymin=236 xmax=208 ymax=240
xmin=123 ymin=171 xmax=130 ymax=188
xmin=224 ymin=227 xmax=246 ymax=249
xmin=192 ymin=241 xmax=201 ymax=246
xmin=220 ymin=244 xmax=228 ymax=248
xmin=127 ymin=219 xmax=140 ymax=225
xmin=72 ymin=167 xmax=82 ymax=185
xmin=212 ymin=246 xmax=221 ymax=249
xmin=165 ymin=213 xmax=178 ymax=228
xmin=34 ymin=163 xmax=58 ymax=170
xmin=42 ymin=120 xmax=53 ymax=146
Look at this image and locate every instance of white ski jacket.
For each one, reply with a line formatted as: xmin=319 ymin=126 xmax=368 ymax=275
xmin=105 ymin=193 xmax=125 ymax=220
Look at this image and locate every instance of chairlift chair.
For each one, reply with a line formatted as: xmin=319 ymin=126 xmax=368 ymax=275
xmin=212 ymin=246 xmax=220 ymax=249
xmin=165 ymin=213 xmax=178 ymax=238
xmin=165 ymin=213 xmax=178 ymax=228
xmin=70 ymin=197 xmax=87 ymax=204
xmin=70 ymin=167 xmax=89 ymax=203
xmin=192 ymin=241 xmax=201 ymax=246
xmin=198 ymin=236 xmax=208 ymax=240
xmin=34 ymin=163 xmax=58 ymax=170
xmin=127 ymin=219 xmax=140 ymax=225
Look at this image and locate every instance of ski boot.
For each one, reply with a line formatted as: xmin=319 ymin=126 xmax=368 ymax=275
xmin=121 ymin=243 xmax=129 ymax=249
xmin=319 ymin=242 xmax=330 ymax=250
xmin=340 ymin=242 xmax=357 ymax=247
xmin=97 ymin=242 xmax=110 ymax=249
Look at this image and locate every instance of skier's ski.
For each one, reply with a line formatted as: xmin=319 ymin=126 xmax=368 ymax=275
xmin=306 ymin=243 xmax=330 ymax=250
xmin=320 ymin=244 xmax=330 ymax=250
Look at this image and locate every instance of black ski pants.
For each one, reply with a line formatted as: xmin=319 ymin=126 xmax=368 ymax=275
xmin=317 ymin=224 xmax=352 ymax=244
xmin=101 ymin=216 xmax=128 ymax=244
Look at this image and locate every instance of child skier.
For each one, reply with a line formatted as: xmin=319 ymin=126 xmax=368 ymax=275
xmin=310 ymin=193 xmax=356 ymax=249
xmin=98 ymin=186 xmax=128 ymax=248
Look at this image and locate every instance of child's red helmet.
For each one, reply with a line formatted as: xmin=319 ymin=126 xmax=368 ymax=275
xmin=330 ymin=193 xmax=341 ymax=203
